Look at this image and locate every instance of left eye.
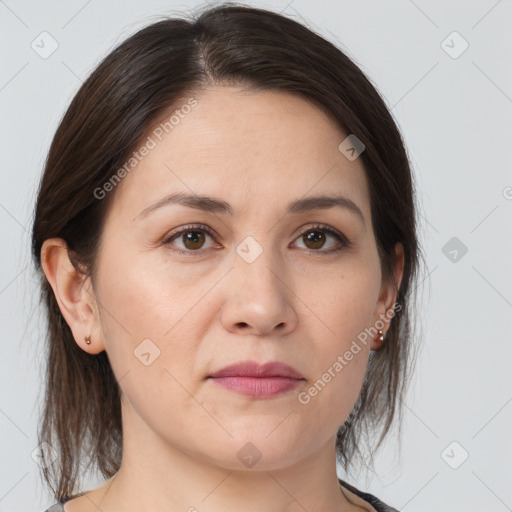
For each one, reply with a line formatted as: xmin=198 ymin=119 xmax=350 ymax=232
xmin=294 ymin=225 xmax=350 ymax=254
xmin=163 ymin=223 xmax=350 ymax=256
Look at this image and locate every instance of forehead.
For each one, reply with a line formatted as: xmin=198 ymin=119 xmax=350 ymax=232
xmin=106 ymin=85 xmax=371 ymax=222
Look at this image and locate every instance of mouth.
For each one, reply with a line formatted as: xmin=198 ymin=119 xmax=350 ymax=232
xmin=207 ymin=360 xmax=305 ymax=398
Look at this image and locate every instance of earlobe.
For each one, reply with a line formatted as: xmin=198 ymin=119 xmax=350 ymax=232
xmin=40 ymin=238 xmax=105 ymax=354
xmin=371 ymin=329 xmax=385 ymax=351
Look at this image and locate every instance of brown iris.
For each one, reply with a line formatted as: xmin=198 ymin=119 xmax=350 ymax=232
xmin=182 ymin=231 xmax=206 ymax=250
xmin=303 ymin=230 xmax=326 ymax=250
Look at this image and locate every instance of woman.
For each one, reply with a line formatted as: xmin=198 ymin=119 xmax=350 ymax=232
xmin=33 ymin=3 xmax=423 ymax=511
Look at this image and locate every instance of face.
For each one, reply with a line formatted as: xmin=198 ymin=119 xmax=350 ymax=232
xmin=73 ymin=85 xmax=402 ymax=470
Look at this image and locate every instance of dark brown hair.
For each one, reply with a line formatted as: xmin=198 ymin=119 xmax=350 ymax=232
xmin=31 ymin=1 xmax=424 ymax=500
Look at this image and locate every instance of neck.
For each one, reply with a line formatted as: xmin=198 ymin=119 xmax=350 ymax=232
xmin=90 ymin=396 xmax=363 ymax=512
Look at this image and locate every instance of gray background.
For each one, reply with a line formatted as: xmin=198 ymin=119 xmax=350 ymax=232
xmin=1 ymin=0 xmax=511 ymax=511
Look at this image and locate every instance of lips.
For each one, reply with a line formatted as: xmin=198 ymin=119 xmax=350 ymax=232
xmin=207 ymin=361 xmax=305 ymax=398
xmin=208 ymin=360 xmax=304 ymax=379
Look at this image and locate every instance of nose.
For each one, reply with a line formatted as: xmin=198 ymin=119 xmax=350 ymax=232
xmin=220 ymin=245 xmax=298 ymax=337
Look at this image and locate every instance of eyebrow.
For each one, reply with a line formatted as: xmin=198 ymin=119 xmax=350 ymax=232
xmin=135 ymin=192 xmax=365 ymax=225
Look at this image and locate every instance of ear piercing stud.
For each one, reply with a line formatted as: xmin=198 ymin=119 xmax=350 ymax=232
xmin=84 ymin=334 xmax=92 ymax=345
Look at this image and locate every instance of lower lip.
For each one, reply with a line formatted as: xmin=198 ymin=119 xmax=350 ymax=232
xmin=209 ymin=376 xmax=304 ymax=398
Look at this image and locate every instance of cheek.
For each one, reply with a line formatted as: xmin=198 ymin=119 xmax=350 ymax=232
xmin=290 ymin=344 xmax=370 ymax=454
xmin=93 ymin=250 xmax=208 ymax=403
xmin=302 ymin=341 xmax=370 ymax=413
xmin=115 ymin=362 xmax=215 ymax=456
xmin=298 ymin=259 xmax=379 ymax=342
xmin=292 ymin=265 xmax=377 ymax=427
xmin=96 ymin=245 xmax=202 ymax=341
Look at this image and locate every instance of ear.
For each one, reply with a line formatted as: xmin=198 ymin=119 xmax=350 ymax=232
xmin=370 ymin=242 xmax=405 ymax=351
xmin=40 ymin=238 xmax=105 ymax=354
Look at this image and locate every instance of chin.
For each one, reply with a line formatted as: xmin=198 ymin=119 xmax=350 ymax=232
xmin=196 ymin=432 xmax=308 ymax=471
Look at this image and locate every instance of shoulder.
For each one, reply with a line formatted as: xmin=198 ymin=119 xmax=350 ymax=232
xmin=339 ymin=478 xmax=400 ymax=512
xmin=42 ymin=503 xmax=65 ymax=512
xmin=43 ymin=489 xmax=87 ymax=512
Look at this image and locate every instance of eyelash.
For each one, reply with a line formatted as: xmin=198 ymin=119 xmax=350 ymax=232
xmin=163 ymin=223 xmax=352 ymax=257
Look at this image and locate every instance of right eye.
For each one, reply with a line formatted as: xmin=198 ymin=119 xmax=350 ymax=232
xmin=163 ymin=224 xmax=220 ymax=256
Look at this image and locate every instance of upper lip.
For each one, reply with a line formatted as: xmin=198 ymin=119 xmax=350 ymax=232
xmin=208 ymin=360 xmax=304 ymax=379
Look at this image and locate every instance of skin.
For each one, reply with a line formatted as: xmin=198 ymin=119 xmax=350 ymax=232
xmin=41 ymin=85 xmax=404 ymax=512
